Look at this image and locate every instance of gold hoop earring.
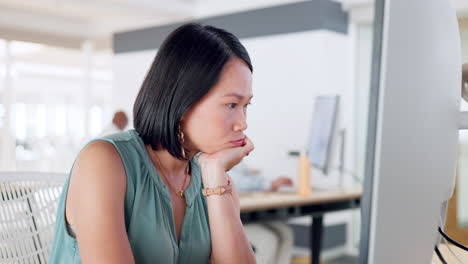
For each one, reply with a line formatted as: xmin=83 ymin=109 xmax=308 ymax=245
xmin=178 ymin=127 xmax=186 ymax=158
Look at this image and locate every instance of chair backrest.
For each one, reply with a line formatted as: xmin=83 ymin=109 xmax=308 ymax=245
xmin=0 ymin=171 xmax=67 ymax=264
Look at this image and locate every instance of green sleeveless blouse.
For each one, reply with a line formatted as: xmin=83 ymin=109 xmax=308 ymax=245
xmin=48 ymin=129 xmax=212 ymax=263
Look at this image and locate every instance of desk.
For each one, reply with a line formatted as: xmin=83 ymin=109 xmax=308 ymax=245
xmin=433 ymin=244 xmax=468 ymax=263
xmin=239 ymin=188 xmax=361 ymax=264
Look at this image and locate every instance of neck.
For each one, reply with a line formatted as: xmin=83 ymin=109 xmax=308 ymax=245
xmin=146 ymin=145 xmax=194 ymax=177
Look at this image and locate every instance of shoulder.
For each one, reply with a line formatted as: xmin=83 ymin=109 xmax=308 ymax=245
xmin=71 ymin=140 xmax=127 ymax=194
xmin=77 ymin=140 xmax=124 ymax=170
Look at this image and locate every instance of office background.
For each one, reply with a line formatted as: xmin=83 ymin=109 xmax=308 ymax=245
xmin=1 ymin=0 xmax=468 ymax=261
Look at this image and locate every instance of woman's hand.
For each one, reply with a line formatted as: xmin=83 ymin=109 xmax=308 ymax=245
xmin=270 ymin=177 xmax=293 ymax=191
xmin=198 ymin=137 xmax=254 ymax=187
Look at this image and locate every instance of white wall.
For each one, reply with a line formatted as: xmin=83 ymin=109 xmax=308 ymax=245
xmin=239 ymin=30 xmax=355 ymax=187
xmin=112 ymin=49 xmax=156 ymax=124
xmin=349 ymin=22 xmax=373 ymax=255
xmin=353 ymin=24 xmax=373 ymax=182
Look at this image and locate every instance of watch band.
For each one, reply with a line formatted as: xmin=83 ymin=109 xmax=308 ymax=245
xmin=202 ymin=179 xmax=233 ymax=196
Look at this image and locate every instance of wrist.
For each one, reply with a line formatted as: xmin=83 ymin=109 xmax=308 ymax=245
xmin=200 ymin=164 xmax=228 ymax=188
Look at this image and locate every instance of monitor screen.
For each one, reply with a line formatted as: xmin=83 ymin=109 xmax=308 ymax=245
xmin=359 ymin=0 xmax=461 ymax=263
xmin=308 ymin=95 xmax=339 ymax=175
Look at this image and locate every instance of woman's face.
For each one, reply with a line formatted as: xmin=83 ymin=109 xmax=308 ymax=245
xmin=182 ymin=58 xmax=253 ymax=155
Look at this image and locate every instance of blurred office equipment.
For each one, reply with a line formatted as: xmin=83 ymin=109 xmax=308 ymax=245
xmin=307 ymin=95 xmax=352 ymax=188
xmin=288 ymin=95 xmax=346 ymax=191
xmin=359 ymin=0 xmax=461 ymax=263
xmin=307 ymin=95 xmax=340 ymax=176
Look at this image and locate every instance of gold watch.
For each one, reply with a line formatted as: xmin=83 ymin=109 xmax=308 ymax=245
xmin=202 ymin=179 xmax=233 ymax=196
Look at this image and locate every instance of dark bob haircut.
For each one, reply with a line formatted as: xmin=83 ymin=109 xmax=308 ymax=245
xmin=133 ymin=23 xmax=253 ymax=160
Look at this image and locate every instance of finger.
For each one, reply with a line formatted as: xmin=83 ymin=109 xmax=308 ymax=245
xmin=281 ymin=179 xmax=292 ymax=185
xmin=243 ymin=137 xmax=255 ymax=155
xmin=278 ymin=178 xmax=293 ymax=186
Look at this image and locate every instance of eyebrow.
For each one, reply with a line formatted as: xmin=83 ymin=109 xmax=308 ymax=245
xmin=223 ymin=93 xmax=254 ymax=100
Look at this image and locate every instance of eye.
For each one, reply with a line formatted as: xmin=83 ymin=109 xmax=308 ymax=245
xmin=243 ymin=103 xmax=252 ymax=109
xmin=227 ymin=103 xmax=237 ymax=109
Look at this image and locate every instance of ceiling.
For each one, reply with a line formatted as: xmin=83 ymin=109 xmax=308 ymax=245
xmin=0 ymin=0 xmax=307 ymax=50
xmin=1 ymin=0 xmax=467 ymax=59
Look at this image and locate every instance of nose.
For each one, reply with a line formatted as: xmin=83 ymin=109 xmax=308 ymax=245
xmin=233 ymin=110 xmax=248 ymax=132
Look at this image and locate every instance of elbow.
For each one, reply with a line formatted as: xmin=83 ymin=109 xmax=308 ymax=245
xmin=246 ymin=253 xmax=256 ymax=264
xmin=242 ymin=245 xmax=257 ymax=264
xmin=239 ymin=250 xmax=257 ymax=264
xmin=211 ymin=252 xmax=256 ymax=264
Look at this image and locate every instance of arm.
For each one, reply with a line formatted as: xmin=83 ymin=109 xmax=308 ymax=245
xmin=201 ymin=165 xmax=255 ymax=264
xmin=65 ymin=141 xmax=135 ymax=264
xmin=198 ymin=137 xmax=256 ymax=264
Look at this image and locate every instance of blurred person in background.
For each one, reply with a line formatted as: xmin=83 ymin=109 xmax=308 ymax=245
xmin=99 ymin=110 xmax=128 ymax=137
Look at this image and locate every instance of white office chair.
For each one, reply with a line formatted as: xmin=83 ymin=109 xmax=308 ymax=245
xmin=0 ymin=172 xmax=66 ymax=264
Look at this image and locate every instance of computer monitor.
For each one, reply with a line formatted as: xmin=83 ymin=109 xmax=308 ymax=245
xmin=359 ymin=0 xmax=461 ymax=263
xmin=307 ymin=95 xmax=340 ymax=175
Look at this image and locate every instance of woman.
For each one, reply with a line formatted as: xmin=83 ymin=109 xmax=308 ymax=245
xmin=49 ymin=23 xmax=256 ymax=264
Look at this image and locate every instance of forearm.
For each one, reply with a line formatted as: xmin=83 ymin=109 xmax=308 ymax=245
xmin=202 ymin=166 xmax=256 ymax=264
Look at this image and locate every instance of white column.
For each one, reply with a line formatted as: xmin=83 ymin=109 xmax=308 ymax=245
xmin=81 ymin=40 xmax=93 ymax=139
xmin=2 ymin=40 xmax=16 ymax=170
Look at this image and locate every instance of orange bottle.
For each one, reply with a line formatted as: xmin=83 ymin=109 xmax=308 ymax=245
xmin=297 ymin=150 xmax=311 ymax=197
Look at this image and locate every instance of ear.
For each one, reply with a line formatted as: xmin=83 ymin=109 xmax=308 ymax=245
xmin=179 ymin=115 xmax=187 ymax=125
xmin=178 ymin=118 xmax=186 ymax=133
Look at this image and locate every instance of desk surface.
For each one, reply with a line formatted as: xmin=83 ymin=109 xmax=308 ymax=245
xmin=433 ymin=244 xmax=468 ymax=263
xmin=239 ymin=187 xmax=362 ymax=212
xmin=238 ymin=187 xmax=362 ymax=263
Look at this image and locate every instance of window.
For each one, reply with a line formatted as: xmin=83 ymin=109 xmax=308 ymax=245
xmin=0 ymin=40 xmax=113 ymax=172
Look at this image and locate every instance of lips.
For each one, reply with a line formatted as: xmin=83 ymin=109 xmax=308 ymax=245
xmin=230 ymin=137 xmax=246 ymax=147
